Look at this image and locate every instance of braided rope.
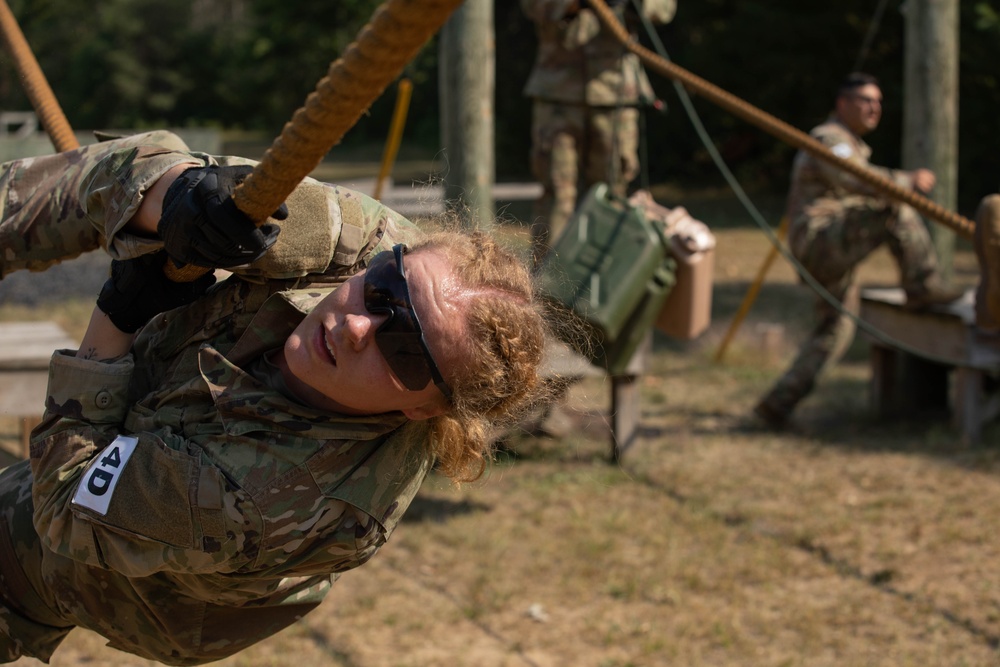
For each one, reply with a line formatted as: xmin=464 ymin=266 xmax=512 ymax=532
xmin=234 ymin=0 xmax=465 ymax=221
xmin=588 ymin=0 xmax=975 ymax=239
xmin=166 ymin=0 xmax=465 ymax=282
xmin=0 ymin=0 xmax=78 ymax=152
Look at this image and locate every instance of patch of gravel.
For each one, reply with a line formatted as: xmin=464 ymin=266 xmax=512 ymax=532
xmin=0 ymin=251 xmax=109 ymax=306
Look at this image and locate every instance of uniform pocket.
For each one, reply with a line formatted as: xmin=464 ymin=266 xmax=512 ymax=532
xmin=78 ymin=434 xmax=198 ymax=550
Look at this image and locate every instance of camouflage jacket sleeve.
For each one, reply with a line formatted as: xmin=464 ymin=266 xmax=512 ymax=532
xmin=810 ymin=121 xmax=914 ymax=198
xmin=82 ymin=136 xmax=423 ymax=280
xmin=0 ymin=130 xmax=193 ymax=278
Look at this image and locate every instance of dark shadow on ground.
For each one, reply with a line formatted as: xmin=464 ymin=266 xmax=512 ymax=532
xmin=401 ymin=495 xmax=491 ymax=524
xmin=643 ymin=367 xmax=1000 ymax=469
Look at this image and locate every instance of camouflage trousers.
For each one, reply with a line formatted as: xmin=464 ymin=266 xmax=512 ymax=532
xmin=0 ymin=461 xmax=74 ymax=663
xmin=528 ymin=100 xmax=640 ymax=261
xmin=758 ymin=199 xmax=940 ymax=419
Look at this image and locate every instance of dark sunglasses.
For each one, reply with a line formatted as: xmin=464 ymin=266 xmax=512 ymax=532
xmin=363 ymin=244 xmax=453 ymax=400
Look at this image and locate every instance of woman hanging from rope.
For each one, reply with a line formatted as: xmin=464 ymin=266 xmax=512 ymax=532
xmin=0 ymin=130 xmax=561 ymax=665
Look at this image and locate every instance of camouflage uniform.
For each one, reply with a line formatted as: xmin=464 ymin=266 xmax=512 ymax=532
xmin=757 ymin=117 xmax=943 ymax=421
xmin=0 ymin=132 xmax=434 ymax=665
xmin=521 ymin=0 xmax=676 ymax=259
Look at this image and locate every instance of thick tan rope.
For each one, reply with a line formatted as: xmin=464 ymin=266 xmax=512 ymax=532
xmin=166 ymin=0 xmax=465 ymax=281
xmin=0 ymin=0 xmax=78 ymax=152
xmin=588 ymin=0 xmax=975 ymax=240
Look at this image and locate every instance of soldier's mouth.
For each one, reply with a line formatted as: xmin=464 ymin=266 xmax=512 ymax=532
xmin=319 ymin=327 xmax=337 ymax=366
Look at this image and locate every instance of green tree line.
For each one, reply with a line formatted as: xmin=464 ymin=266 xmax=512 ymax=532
xmin=1 ymin=0 xmax=997 ymax=213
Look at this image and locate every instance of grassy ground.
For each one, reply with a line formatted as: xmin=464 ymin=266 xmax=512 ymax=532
xmin=3 ymin=192 xmax=998 ymax=666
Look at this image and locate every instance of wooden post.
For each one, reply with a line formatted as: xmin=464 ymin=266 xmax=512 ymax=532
xmin=902 ymin=0 xmax=959 ymax=279
xmin=439 ymin=0 xmax=495 ymax=229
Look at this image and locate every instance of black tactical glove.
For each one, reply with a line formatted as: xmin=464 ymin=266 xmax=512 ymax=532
xmin=97 ymin=251 xmax=217 ymax=333
xmin=157 ymin=165 xmax=288 ymax=270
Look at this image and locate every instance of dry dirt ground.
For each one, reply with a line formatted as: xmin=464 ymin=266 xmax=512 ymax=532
xmin=2 ymin=197 xmax=998 ymax=666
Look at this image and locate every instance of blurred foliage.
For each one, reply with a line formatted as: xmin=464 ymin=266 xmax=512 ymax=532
xmin=0 ymin=0 xmax=995 ymax=213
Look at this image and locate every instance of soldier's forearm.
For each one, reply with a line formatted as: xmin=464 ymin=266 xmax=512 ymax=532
xmin=77 ymin=306 xmax=134 ymax=362
xmin=129 ymin=162 xmax=200 ymax=237
xmin=79 ymin=132 xmax=203 ymax=260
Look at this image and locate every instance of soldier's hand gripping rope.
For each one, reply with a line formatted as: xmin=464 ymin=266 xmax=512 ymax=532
xmin=96 ymin=250 xmax=217 ymax=333
xmin=157 ymin=165 xmax=289 ymax=270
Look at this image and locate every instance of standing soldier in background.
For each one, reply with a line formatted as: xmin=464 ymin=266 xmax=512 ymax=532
xmin=522 ymin=0 xmax=676 ymax=262
xmin=754 ymin=72 xmax=963 ymax=429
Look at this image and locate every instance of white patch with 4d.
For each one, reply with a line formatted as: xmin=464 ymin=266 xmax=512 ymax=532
xmin=72 ymin=435 xmax=139 ymax=515
xmin=831 ymin=143 xmax=853 ymax=159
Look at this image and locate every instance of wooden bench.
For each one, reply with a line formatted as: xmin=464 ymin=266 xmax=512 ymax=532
xmin=0 ymin=321 xmax=77 ymax=458
xmin=860 ymin=287 xmax=1000 ymax=444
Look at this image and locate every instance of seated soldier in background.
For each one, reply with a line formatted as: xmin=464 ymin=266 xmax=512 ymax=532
xmin=754 ymin=72 xmax=963 ymax=428
xmin=0 ymin=131 xmax=562 ymax=665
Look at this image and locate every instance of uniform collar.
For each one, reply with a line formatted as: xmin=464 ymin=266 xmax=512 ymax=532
xmin=225 ymin=288 xmax=336 ymax=365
